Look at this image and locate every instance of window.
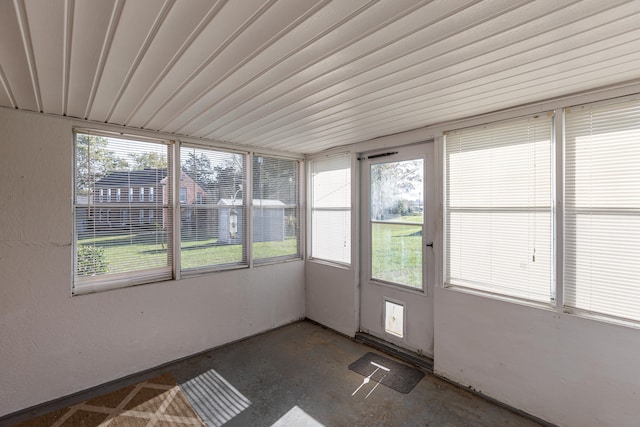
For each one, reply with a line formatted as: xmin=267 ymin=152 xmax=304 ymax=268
xmin=149 ymin=187 xmax=154 ymax=202
xmin=310 ymin=153 xmax=351 ymax=265
xmin=139 ymin=187 xmax=145 ymax=202
xmin=116 ymin=188 xmax=121 ymax=202
xmin=73 ymin=130 xmax=172 ymax=293
xmin=129 ymin=187 xmax=133 ymax=202
xmin=180 ymin=145 xmax=246 ymax=272
xmin=252 ymin=155 xmax=300 ymax=262
xmin=564 ymin=97 xmax=640 ymax=322
xmin=99 ymin=189 xmax=104 ymax=202
xmin=106 ymin=188 xmax=112 ymax=202
xmin=445 ymin=115 xmax=553 ymax=303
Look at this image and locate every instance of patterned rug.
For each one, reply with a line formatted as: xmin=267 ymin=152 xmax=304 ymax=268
xmin=13 ymin=373 xmax=205 ymax=426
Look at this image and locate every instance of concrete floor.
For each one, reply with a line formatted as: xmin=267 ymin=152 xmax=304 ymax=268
xmin=169 ymin=320 xmax=543 ymax=427
xmin=6 ymin=320 xmax=546 ymax=427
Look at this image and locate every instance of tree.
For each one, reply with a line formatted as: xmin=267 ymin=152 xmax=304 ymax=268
xmin=370 ymin=160 xmax=422 ymax=220
xmin=183 ymin=152 xmax=215 ymax=185
xmin=253 ymin=156 xmax=297 ymax=204
xmin=214 ymin=154 xmax=244 ymax=200
xmin=128 ymin=152 xmax=167 ymax=170
xmin=75 ymin=134 xmax=129 ymax=195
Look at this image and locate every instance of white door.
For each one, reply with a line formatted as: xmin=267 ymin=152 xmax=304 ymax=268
xmin=359 ymin=142 xmax=435 ymax=356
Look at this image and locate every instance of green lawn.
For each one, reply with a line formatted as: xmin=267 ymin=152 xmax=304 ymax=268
xmin=371 ymin=215 xmax=423 ymax=288
xmin=77 ymin=232 xmax=298 ymax=274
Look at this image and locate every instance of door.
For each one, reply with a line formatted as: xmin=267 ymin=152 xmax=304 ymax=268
xmin=359 ymin=142 xmax=435 ymax=356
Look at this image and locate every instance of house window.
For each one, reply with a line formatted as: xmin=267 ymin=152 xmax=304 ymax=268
xmin=139 ymin=187 xmax=145 ymax=202
xmin=73 ymin=130 xmax=172 ymax=294
xmin=252 ymin=155 xmax=300 ymax=262
xmin=309 ymin=153 xmax=351 ymax=265
xmin=149 ymin=209 xmax=154 ymax=223
xmin=99 ymin=189 xmax=104 ymax=202
xmin=564 ymin=97 xmax=640 ymax=322
xmin=116 ymin=188 xmax=121 ymax=202
xmin=445 ymin=114 xmax=553 ymax=303
xmin=149 ymin=187 xmax=154 ymax=202
xmin=179 ymin=145 xmax=246 ymax=272
xmin=139 ymin=209 xmax=145 ymax=224
xmin=129 ymin=187 xmax=133 ymax=202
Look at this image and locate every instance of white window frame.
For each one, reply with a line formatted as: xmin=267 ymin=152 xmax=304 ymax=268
xmin=308 ymin=152 xmax=352 ymax=266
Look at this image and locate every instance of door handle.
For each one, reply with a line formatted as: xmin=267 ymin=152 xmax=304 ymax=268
xmin=426 ymin=241 xmax=433 ymax=248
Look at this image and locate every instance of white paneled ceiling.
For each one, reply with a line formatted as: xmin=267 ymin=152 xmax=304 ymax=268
xmin=1 ymin=0 xmax=640 ymax=154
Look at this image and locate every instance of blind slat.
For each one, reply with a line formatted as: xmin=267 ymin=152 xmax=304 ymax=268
xmin=445 ymin=115 xmax=553 ymax=303
xmin=565 ymin=98 xmax=640 ymax=321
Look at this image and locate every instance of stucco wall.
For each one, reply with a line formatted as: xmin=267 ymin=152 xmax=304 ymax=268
xmin=0 ymin=108 xmax=305 ymax=417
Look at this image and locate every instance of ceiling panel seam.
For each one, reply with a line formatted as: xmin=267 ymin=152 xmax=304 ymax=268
xmin=13 ymin=0 xmax=42 ymax=112
xmin=122 ymin=0 xmax=227 ymax=126
xmin=140 ymin=0 xmax=278 ymax=130
xmin=196 ymin=0 xmax=439 ymax=138
xmin=0 ymin=64 xmax=17 ymax=108
xmin=168 ymin=0 xmax=335 ymax=135
xmin=105 ymin=0 xmax=176 ymax=122
xmin=226 ymin=0 xmax=626 ymax=145
xmin=62 ymin=0 xmax=74 ymax=115
xmin=83 ymin=0 xmax=125 ymax=120
xmin=214 ymin=0 xmax=576 ymax=142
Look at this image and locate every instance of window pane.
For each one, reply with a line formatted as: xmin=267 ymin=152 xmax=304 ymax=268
xmin=372 ymin=223 xmax=422 ymax=288
xmin=565 ymin=98 xmax=640 ymax=321
xmin=179 ymin=146 xmax=246 ymax=271
xmin=310 ymin=153 xmax=351 ymax=264
xmin=370 ymin=159 xmax=423 ymax=288
xmin=253 ymin=155 xmax=299 ymax=261
xmin=74 ymin=132 xmax=172 ymax=291
xmin=445 ymin=115 xmax=552 ymax=302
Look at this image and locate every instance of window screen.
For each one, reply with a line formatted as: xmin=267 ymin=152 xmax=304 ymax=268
xmin=73 ymin=131 xmax=172 ymax=292
xmin=564 ymin=97 xmax=640 ymax=322
xmin=310 ymin=153 xmax=351 ymax=265
xmin=179 ymin=145 xmax=246 ymax=271
xmin=252 ymin=155 xmax=300 ymax=262
xmin=445 ymin=115 xmax=553 ymax=303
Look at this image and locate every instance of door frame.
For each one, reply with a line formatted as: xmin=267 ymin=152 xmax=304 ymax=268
xmin=357 ymin=141 xmax=436 ymax=356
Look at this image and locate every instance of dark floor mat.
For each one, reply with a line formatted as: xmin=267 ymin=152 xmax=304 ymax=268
xmin=348 ymin=352 xmax=425 ymax=394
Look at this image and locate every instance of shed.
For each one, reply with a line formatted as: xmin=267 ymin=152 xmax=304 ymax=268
xmin=217 ymin=199 xmax=286 ymax=244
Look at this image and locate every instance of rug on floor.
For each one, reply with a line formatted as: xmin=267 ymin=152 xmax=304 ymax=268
xmin=348 ymin=352 xmax=425 ymax=394
xmin=12 ymin=373 xmax=205 ymax=427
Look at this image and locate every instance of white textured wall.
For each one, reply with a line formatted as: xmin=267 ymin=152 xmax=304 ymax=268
xmin=434 ymin=288 xmax=640 ymax=427
xmin=305 ymin=261 xmax=358 ymax=337
xmin=0 ymin=108 xmax=305 ymax=417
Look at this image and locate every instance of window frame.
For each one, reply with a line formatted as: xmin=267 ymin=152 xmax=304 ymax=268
xmin=308 ymin=152 xmax=352 ymax=267
xmin=72 ymin=129 xmax=174 ymax=295
xmin=251 ymin=153 xmax=302 ymax=265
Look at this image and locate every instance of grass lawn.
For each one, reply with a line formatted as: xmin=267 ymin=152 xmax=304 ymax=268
xmin=371 ymin=214 xmax=423 ymax=288
xmin=78 ymin=232 xmax=298 ymax=274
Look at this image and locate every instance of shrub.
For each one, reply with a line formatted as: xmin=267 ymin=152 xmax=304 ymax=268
xmin=77 ymin=244 xmax=109 ymax=276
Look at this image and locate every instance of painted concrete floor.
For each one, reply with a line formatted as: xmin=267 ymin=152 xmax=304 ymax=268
xmin=168 ymin=320 xmax=543 ymax=427
xmin=7 ymin=320 xmax=545 ymax=427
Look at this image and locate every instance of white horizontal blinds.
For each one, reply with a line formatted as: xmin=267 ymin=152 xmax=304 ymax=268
xmin=564 ymin=98 xmax=640 ymax=321
xmin=74 ymin=132 xmax=172 ymax=290
xmin=310 ymin=153 xmax=351 ymax=264
xmin=445 ymin=115 xmax=553 ymax=302
xmin=253 ymin=155 xmax=300 ymax=261
xmin=179 ymin=145 xmax=246 ymax=271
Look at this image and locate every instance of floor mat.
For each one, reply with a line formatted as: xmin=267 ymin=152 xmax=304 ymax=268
xmin=348 ymin=352 xmax=425 ymax=394
xmin=13 ymin=373 xmax=205 ymax=426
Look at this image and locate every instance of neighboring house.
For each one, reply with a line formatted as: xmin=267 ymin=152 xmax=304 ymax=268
xmin=91 ymin=168 xmax=207 ymax=231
